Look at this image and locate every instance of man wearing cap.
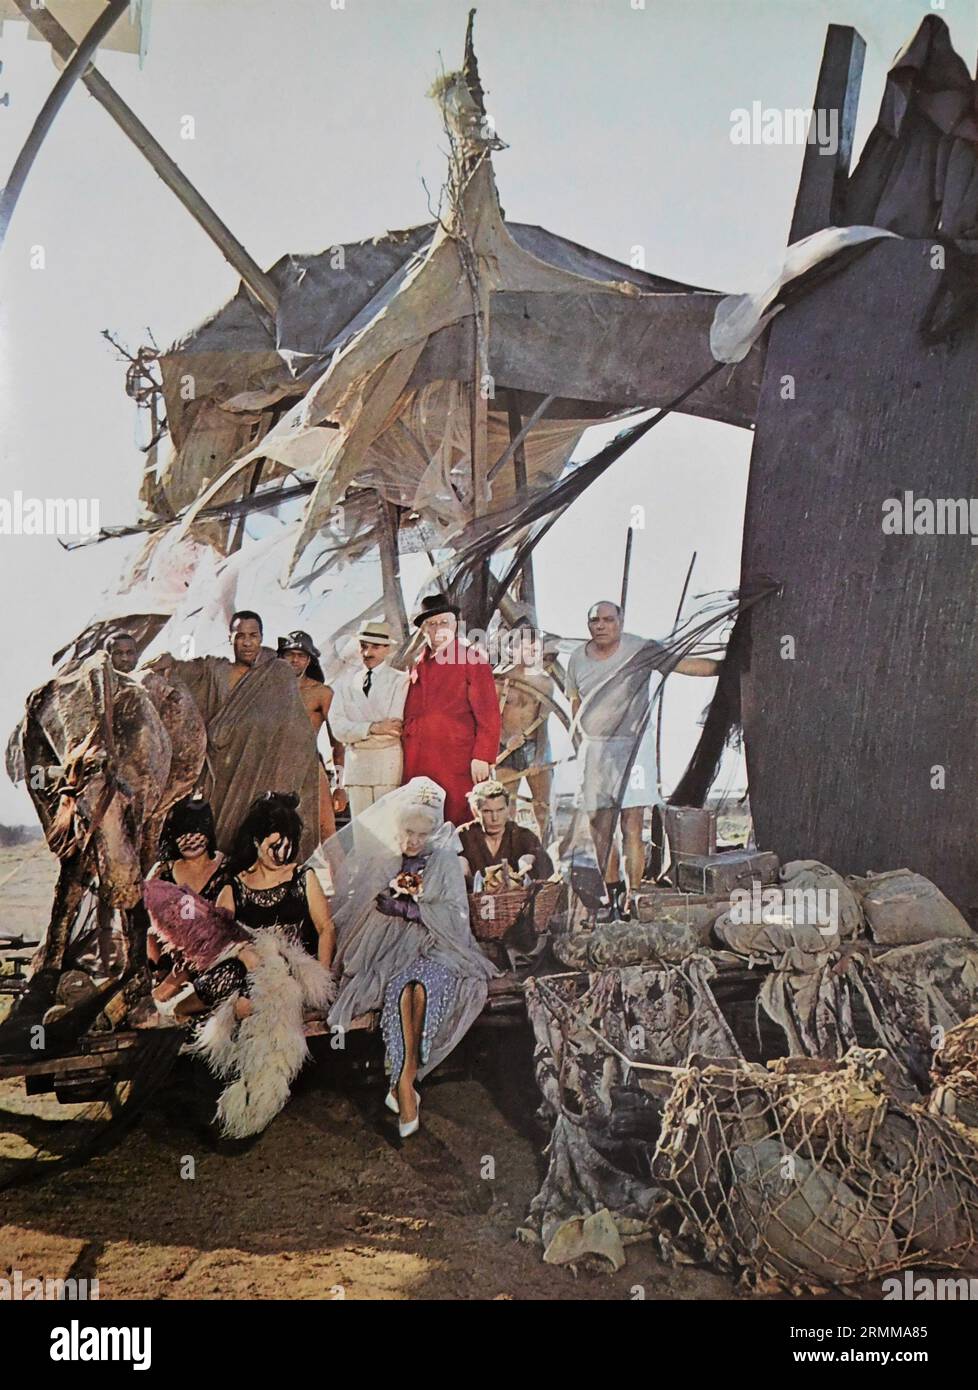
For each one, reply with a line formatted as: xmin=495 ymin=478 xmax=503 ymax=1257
xmin=277 ymin=630 xmax=341 ymax=839
xmin=401 ymin=595 xmax=501 ymax=826
xmin=328 ymin=621 xmax=409 ymax=817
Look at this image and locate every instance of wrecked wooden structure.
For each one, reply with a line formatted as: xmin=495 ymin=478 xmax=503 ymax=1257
xmin=4 ymin=6 xmax=978 ymax=1291
xmin=740 ymin=18 xmax=978 ymax=916
xmin=518 ymin=17 xmax=978 ymax=1286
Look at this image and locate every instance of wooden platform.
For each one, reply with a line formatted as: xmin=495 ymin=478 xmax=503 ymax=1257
xmin=0 ymin=971 xmax=528 ymax=1094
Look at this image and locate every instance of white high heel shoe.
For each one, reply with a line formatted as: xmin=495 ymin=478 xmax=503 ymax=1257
xmin=386 ymin=1085 xmax=420 ymax=1115
xmin=397 ymin=1089 xmax=421 ymax=1138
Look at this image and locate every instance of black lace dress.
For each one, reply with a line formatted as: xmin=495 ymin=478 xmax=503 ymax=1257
xmin=192 ymin=867 xmax=318 ymax=1010
xmin=225 ymin=866 xmax=319 ymax=956
xmin=184 ymin=867 xmax=319 ymax=1012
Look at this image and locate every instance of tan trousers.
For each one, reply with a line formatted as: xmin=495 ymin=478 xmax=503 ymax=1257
xmin=347 ymin=783 xmax=400 ymax=818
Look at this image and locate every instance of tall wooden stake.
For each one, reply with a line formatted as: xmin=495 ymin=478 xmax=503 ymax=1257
xmin=619 ymin=526 xmax=634 ymax=622
xmin=504 ymin=390 xmax=537 ymax=622
xmin=656 ymin=550 xmax=697 ymax=801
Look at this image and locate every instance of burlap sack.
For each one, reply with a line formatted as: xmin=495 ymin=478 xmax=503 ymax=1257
xmin=848 ymin=869 xmax=973 ymax=945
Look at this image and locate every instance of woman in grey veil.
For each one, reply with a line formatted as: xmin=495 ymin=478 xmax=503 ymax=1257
xmin=318 ymin=777 xmax=497 ymax=1137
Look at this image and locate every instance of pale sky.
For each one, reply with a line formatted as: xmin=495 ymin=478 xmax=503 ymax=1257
xmin=1 ymin=0 xmax=974 ymax=821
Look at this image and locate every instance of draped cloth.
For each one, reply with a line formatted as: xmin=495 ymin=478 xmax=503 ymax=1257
xmin=162 ymin=648 xmax=320 ymax=859
xmin=318 ymin=778 xmax=498 ymax=1080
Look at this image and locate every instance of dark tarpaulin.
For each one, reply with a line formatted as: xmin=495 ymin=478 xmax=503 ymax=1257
xmin=845 ymin=14 xmax=978 ymax=241
xmin=159 ymin=221 xmax=762 ymax=452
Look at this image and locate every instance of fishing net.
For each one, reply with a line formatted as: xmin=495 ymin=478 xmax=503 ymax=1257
xmin=519 ymin=964 xmax=741 ymax=1267
xmin=653 ymin=1050 xmax=978 ymax=1291
xmin=521 ymin=957 xmax=978 ymax=1288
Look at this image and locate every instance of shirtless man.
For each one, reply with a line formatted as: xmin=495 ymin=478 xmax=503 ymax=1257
xmin=277 ymin=630 xmax=344 ymax=837
xmin=495 ymin=626 xmax=555 ymax=842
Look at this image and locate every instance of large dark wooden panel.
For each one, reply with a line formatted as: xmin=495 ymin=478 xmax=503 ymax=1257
xmin=740 ymin=237 xmax=978 ymax=913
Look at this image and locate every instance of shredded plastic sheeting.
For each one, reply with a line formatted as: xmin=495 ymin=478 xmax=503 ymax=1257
xmin=154 ymin=70 xmax=762 ymax=569
xmin=710 ymin=226 xmax=898 ymax=364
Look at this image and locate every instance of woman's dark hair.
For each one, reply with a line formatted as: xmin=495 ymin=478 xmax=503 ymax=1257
xmin=158 ymin=797 xmax=217 ymax=862
xmin=226 ymin=791 xmax=303 ymax=874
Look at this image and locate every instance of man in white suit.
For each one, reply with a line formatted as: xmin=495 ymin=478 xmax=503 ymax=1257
xmin=328 ymin=620 xmax=409 ymax=817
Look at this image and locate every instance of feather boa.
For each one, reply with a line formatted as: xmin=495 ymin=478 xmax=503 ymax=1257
xmin=187 ymin=929 xmax=337 ymax=1139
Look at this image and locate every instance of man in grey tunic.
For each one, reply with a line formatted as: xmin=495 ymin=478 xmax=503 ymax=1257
xmin=567 ymin=600 xmax=719 ymax=920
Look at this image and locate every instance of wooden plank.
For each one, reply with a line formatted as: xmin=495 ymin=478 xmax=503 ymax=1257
xmin=0 ymin=1032 xmax=140 ymax=1079
xmin=788 ymin=24 xmax=866 ymax=242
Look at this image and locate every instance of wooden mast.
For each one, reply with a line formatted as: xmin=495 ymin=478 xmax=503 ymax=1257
xmin=461 ymin=9 xmax=491 ymax=619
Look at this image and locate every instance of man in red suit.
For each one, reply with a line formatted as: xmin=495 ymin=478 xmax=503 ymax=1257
xmin=401 ymin=595 xmax=501 ymax=826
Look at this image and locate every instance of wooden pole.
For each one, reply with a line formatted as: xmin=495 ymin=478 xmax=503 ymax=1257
xmin=504 ymin=390 xmax=537 ymax=622
xmin=0 ymin=0 xmax=130 ymax=247
xmin=10 ymin=0 xmax=280 ymax=316
xmin=619 ymin=526 xmax=634 ymax=622
xmin=488 ymin=392 xmax=555 ymax=482
xmin=470 ymin=281 xmax=491 ymax=518
xmin=376 ymin=492 xmax=409 ymax=641
xmin=656 ymin=550 xmax=696 ymax=801
xmin=788 ymin=25 xmax=865 ymax=242
xmin=227 ymin=459 xmax=264 ymax=555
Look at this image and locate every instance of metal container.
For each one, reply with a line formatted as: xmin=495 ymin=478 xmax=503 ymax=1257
xmin=675 ymin=849 xmax=780 ymax=896
xmin=663 ymin=805 xmax=717 ymax=861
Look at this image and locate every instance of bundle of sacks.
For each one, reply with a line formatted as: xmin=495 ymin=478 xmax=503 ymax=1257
xmin=555 ymin=860 xmax=974 ymax=968
xmin=713 ymin=862 xmax=973 ymax=956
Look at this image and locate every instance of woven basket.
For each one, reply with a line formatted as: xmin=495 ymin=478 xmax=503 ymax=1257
xmin=468 ymin=880 xmax=562 ymax=941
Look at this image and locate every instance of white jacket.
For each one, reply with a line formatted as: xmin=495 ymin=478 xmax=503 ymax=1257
xmin=330 ymin=661 xmax=409 ymax=787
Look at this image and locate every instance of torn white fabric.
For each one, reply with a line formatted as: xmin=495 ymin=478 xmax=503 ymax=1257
xmin=710 ymin=225 xmax=901 ymax=364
